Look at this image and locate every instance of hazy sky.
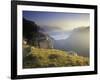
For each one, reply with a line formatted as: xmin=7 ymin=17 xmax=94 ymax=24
xmin=23 ymin=11 xmax=90 ymax=31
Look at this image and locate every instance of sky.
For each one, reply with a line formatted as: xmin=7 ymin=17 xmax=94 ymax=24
xmin=23 ymin=11 xmax=90 ymax=31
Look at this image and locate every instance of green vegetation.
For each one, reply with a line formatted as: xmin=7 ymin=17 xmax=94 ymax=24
xmin=23 ymin=45 xmax=89 ymax=68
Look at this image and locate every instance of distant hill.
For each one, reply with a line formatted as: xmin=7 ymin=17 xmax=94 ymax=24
xmin=53 ymin=27 xmax=90 ymax=57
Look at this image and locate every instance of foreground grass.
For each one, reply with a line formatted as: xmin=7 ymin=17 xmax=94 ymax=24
xmin=23 ymin=45 xmax=89 ymax=68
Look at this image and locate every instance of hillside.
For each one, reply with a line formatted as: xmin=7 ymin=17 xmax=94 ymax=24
xmin=23 ymin=45 xmax=89 ymax=68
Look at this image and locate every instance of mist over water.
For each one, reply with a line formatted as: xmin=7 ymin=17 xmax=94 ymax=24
xmin=53 ymin=27 xmax=90 ymax=57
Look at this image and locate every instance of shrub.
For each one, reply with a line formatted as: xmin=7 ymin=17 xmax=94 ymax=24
xmin=48 ymin=54 xmax=59 ymax=59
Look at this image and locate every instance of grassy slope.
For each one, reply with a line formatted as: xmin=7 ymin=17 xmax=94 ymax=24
xmin=23 ymin=45 xmax=89 ymax=68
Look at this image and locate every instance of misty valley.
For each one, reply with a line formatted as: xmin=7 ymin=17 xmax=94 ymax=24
xmin=23 ymin=18 xmax=89 ymax=68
